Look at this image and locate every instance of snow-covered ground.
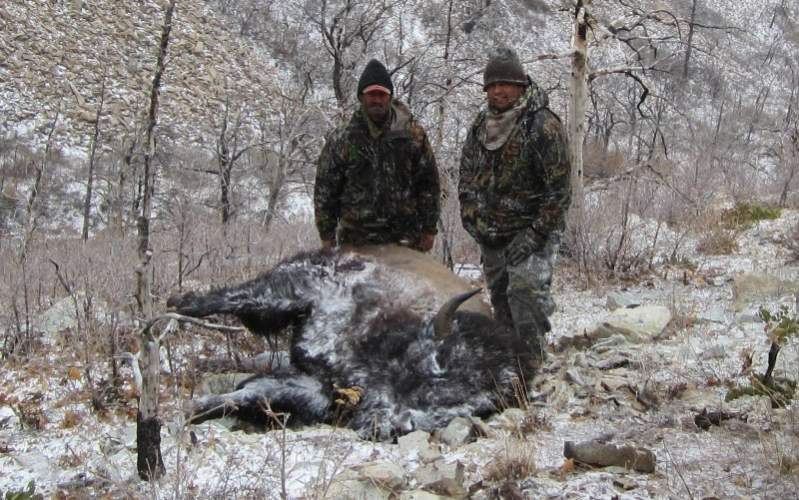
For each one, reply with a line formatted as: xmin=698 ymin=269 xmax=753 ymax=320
xmin=2 ymin=212 xmax=799 ymax=498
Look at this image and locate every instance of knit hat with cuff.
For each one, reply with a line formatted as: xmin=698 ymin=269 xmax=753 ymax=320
xmin=357 ymin=59 xmax=394 ymax=96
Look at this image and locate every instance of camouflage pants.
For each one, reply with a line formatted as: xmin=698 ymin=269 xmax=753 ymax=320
xmin=481 ymin=233 xmax=559 ymax=361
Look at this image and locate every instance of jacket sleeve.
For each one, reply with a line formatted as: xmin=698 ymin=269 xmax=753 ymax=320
xmin=458 ymin=126 xmax=479 ymax=240
xmin=314 ymin=134 xmax=344 ymax=242
xmin=529 ymin=110 xmax=571 ymax=236
xmin=412 ymin=126 xmax=441 ymax=235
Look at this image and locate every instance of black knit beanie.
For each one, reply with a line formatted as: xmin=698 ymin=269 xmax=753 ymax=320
xmin=483 ymin=47 xmax=528 ymax=90
xmin=357 ymin=59 xmax=394 ymax=96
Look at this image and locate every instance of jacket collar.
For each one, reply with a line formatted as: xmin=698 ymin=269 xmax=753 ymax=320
xmin=477 ymin=81 xmax=549 ymax=151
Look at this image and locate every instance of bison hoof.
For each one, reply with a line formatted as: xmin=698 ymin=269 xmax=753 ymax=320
xmin=334 ymin=384 xmax=363 ymax=408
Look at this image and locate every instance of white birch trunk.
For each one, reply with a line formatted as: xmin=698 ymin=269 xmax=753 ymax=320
xmin=569 ymin=1 xmax=590 ymax=212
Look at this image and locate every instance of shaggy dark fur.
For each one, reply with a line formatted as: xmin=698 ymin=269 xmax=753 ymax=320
xmin=168 ymin=247 xmax=537 ymax=440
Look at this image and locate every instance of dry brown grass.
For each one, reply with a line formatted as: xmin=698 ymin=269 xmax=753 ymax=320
xmin=696 ymin=227 xmax=740 ymax=255
xmin=689 ymin=209 xmax=740 ymax=255
xmin=484 ymin=438 xmax=537 ymax=482
xmin=583 ymin=140 xmax=627 ymax=180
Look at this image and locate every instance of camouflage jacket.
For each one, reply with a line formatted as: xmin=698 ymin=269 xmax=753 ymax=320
xmin=459 ymin=82 xmax=571 ymax=248
xmin=314 ymin=100 xmax=440 ymax=247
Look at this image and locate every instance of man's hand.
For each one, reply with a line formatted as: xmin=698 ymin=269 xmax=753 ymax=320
xmin=506 ymin=228 xmax=543 ymax=266
xmin=416 ymin=233 xmax=436 ymax=252
xmin=321 ymin=239 xmax=336 ymax=249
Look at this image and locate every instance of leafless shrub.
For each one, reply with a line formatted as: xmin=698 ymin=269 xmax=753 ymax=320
xmin=695 ymin=211 xmax=740 ymax=255
xmin=696 ymin=228 xmax=739 ymax=255
xmin=484 ymin=438 xmax=537 ymax=482
xmin=583 ymin=140 xmax=626 ymax=180
xmin=562 ymin=183 xmax=655 ymax=283
xmin=519 ymin=410 xmax=552 ymax=434
xmin=7 ymin=395 xmax=48 ymax=431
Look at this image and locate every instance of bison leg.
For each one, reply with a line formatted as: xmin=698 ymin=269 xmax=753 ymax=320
xmin=167 ymin=279 xmax=311 ymax=337
xmin=187 ymin=372 xmax=331 ymax=427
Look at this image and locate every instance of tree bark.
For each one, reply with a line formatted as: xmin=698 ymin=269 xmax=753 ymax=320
xmin=263 ymin=158 xmax=285 ymax=234
xmin=135 ymin=0 xmax=175 ymax=481
xmin=569 ymin=0 xmax=590 ymax=212
xmin=682 ymin=0 xmax=699 ymax=79
xmin=220 ymin=157 xmax=231 ymax=224
xmin=433 ymin=0 xmax=455 ymax=269
xmin=82 ymin=72 xmax=106 ymax=241
xmin=136 ymin=339 xmax=164 ymax=480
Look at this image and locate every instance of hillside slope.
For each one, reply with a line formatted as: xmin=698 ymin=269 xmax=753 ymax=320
xmin=2 ymin=0 xmax=278 ymax=153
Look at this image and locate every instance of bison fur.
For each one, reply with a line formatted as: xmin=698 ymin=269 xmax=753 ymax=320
xmin=168 ymin=245 xmax=538 ymax=440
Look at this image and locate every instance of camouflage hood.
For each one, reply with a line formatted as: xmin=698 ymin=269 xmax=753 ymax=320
xmin=478 ymin=80 xmax=549 ymax=151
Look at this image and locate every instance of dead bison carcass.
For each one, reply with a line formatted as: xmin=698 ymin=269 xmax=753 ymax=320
xmin=168 ymin=244 xmax=537 ymax=439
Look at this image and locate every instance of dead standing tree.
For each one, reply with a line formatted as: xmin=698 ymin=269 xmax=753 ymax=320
xmin=81 ymin=67 xmax=108 ymax=241
xmin=430 ymin=0 xmax=459 ymax=270
xmin=555 ymin=0 xmax=715 ymax=278
xmin=135 ymin=0 xmax=175 ymax=481
xmin=211 ymin=92 xmax=255 ymax=225
xmin=7 ymin=105 xmax=61 ymax=357
xmin=569 ymin=0 xmax=590 ymax=213
xmin=189 ymin=89 xmax=259 ymax=227
xmin=259 ymin=84 xmax=318 ymax=235
xmin=305 ymin=0 xmax=392 ymax=111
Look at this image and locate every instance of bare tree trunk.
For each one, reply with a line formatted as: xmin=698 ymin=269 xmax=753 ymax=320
xmin=569 ymin=0 xmax=590 ymax=212
xmin=220 ymin=157 xmax=231 ymax=224
xmin=434 ymin=0 xmax=455 ymax=269
xmin=332 ymin=55 xmax=347 ymax=110
xmin=779 ymin=127 xmax=798 ymax=206
xmin=263 ymin=157 xmax=285 ymax=234
xmin=682 ymin=0 xmax=698 ymax=79
xmin=135 ymin=0 xmax=175 ymax=481
xmin=261 ymin=87 xmax=313 ymax=235
xmin=82 ymin=72 xmax=107 ymax=241
xmin=22 ymin=106 xmax=60 ymax=261
xmin=213 ymin=95 xmax=250 ymax=226
xmin=217 ymin=98 xmax=233 ymax=225
xmin=312 ymin=0 xmax=390 ymax=112
xmin=10 ymin=107 xmax=61 ymax=358
xmin=111 ymin=136 xmax=136 ymax=237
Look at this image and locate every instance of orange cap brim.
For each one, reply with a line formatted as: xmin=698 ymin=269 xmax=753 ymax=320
xmin=363 ymin=84 xmax=391 ymax=95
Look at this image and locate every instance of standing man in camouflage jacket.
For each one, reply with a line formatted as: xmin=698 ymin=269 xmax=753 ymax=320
xmin=459 ymin=47 xmax=571 ymax=362
xmin=315 ymin=59 xmax=440 ymax=251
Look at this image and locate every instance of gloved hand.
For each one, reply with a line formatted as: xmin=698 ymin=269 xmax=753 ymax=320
xmin=505 ymin=228 xmax=544 ymax=266
xmin=415 ymin=233 xmax=436 ymax=252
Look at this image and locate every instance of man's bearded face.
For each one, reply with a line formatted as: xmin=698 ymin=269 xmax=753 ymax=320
xmin=361 ymin=90 xmax=392 ymax=124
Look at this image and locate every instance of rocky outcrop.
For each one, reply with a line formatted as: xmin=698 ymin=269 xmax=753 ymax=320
xmin=1 ymin=0 xmax=277 ymax=152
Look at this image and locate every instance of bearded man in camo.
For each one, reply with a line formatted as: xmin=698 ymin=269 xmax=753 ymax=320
xmin=459 ymin=47 xmax=571 ymax=362
xmin=315 ymin=59 xmax=440 ymax=252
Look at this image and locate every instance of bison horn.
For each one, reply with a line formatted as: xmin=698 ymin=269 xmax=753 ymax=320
xmin=433 ymin=288 xmax=482 ymax=339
